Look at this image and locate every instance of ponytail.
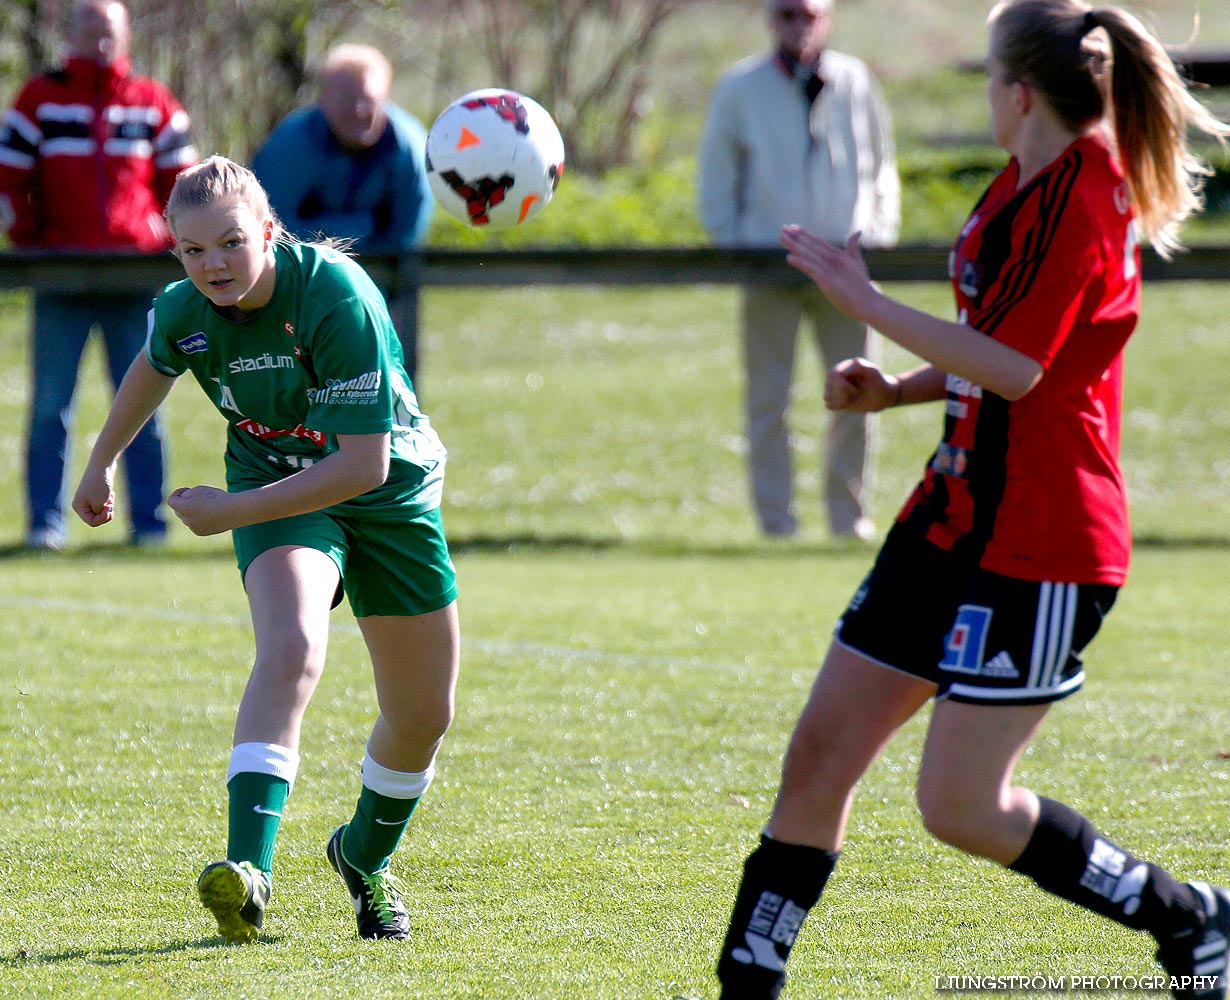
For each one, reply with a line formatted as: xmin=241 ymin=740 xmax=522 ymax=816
xmin=1093 ymin=6 xmax=1229 ymax=256
xmin=990 ymin=0 xmax=1230 ymax=257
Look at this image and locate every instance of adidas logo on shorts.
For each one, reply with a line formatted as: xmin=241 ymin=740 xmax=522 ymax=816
xmin=981 ymin=651 xmax=1020 ymax=679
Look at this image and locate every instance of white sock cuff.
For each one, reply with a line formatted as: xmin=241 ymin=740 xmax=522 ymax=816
xmin=227 ymin=742 xmax=300 ymax=790
xmin=361 ymin=748 xmax=435 ymax=800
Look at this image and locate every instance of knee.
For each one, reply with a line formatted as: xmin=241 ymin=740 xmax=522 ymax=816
xmin=421 ymin=700 xmax=455 ymax=743
xmin=253 ymin=632 xmax=327 ymax=689
xmin=376 ymin=674 xmax=455 ymax=745
xmin=916 ymin=777 xmax=987 ymax=852
xmin=375 ymin=706 xmax=452 ymax=766
xmin=400 ymin=697 xmax=455 ymax=745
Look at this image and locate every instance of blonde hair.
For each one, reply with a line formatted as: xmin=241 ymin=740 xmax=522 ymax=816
xmin=320 ymin=43 xmax=392 ymax=92
xmin=989 ymin=0 xmax=1230 ymax=257
xmin=165 ymin=154 xmax=354 ymax=253
xmin=164 ymin=154 xmax=281 ymax=243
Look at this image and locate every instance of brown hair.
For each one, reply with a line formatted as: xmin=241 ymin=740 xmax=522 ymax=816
xmin=989 ymin=0 xmax=1230 ymax=257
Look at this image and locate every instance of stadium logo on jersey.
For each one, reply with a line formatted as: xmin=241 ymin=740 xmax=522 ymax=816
xmin=284 ymin=322 xmax=295 ymax=336
xmin=228 ymin=353 xmax=296 ymax=374
xmin=176 ymin=331 xmax=208 ymax=354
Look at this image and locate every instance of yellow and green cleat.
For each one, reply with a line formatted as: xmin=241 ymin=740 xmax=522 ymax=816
xmin=197 ymin=859 xmax=270 ymax=944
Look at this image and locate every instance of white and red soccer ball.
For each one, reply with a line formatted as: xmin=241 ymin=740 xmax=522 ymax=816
xmin=425 ymin=89 xmax=565 ymax=230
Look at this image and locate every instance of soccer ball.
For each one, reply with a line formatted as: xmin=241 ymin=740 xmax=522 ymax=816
xmin=425 ymin=89 xmax=565 ymax=229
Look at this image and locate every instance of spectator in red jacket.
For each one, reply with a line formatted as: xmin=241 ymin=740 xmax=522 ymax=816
xmin=0 ymin=0 xmax=198 ymax=550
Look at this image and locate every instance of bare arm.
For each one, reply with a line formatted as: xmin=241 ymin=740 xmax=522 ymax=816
xmin=892 ymin=365 xmax=949 ymax=406
xmin=167 ymin=431 xmax=391 ymax=537
xmin=73 ymin=354 xmax=178 ymax=527
xmin=782 ymin=226 xmax=1044 ymax=401
xmin=824 ymin=359 xmax=948 ymax=412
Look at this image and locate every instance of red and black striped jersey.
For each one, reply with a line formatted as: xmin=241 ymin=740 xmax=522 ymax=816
xmin=0 ymin=56 xmax=197 ymax=250
xmin=899 ymin=131 xmax=1139 ymax=585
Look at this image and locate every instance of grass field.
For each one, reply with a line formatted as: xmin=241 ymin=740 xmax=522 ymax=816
xmin=1 ymin=277 xmax=1230 ymax=1000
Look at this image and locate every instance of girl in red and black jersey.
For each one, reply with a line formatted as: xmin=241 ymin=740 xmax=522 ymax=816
xmin=716 ymin=3 xmax=1230 ymax=998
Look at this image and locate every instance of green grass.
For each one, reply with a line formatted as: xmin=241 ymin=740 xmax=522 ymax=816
xmin=1 ymin=279 xmax=1229 ymax=999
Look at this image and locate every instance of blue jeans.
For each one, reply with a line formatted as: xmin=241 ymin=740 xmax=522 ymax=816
xmin=26 ymin=291 xmax=167 ymax=540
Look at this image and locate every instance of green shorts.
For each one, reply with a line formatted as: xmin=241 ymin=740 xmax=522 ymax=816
xmin=232 ymin=505 xmax=457 ymax=618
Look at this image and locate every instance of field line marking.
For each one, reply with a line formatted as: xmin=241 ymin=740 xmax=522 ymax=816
xmin=0 ymin=593 xmax=757 ymax=673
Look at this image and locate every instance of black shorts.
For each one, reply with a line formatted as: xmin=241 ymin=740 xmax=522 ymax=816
xmin=836 ymin=523 xmax=1118 ymax=706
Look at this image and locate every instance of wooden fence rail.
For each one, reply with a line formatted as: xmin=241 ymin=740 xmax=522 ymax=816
xmin=3 ymin=245 xmax=1229 ymax=292
xmin=2 ymin=246 xmax=1227 ymax=364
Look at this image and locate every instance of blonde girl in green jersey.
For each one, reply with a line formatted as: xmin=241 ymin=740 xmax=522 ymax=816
xmin=73 ymin=155 xmax=459 ymax=944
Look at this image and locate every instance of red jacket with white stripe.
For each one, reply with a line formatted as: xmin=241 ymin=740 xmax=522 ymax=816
xmin=0 ymin=56 xmax=198 ymax=251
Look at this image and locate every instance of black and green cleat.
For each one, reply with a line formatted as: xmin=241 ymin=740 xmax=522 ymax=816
xmin=326 ymin=824 xmax=410 ymax=940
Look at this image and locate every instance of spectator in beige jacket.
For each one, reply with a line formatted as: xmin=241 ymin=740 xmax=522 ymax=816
xmin=698 ymin=0 xmax=899 ymax=540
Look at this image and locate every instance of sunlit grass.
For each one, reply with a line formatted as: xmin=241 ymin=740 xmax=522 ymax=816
xmin=1 ymin=278 xmax=1229 ymax=998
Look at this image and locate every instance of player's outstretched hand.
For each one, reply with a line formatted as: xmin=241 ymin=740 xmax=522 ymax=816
xmin=825 ymin=357 xmax=900 ymax=413
xmin=780 ymin=225 xmax=874 ymax=320
xmin=72 ymin=467 xmax=116 ymax=527
xmin=167 ymin=485 xmax=236 ymax=536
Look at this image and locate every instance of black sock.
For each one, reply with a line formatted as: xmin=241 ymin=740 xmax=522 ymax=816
xmin=1009 ymin=797 xmax=1203 ymax=942
xmin=716 ymin=833 xmax=839 ymax=1000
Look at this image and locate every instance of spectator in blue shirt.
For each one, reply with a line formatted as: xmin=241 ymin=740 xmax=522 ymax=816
xmin=252 ymin=44 xmax=433 ymax=377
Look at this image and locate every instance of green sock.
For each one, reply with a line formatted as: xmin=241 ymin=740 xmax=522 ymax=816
xmin=341 ymin=785 xmax=421 ymax=874
xmin=227 ymin=771 xmax=289 ymax=873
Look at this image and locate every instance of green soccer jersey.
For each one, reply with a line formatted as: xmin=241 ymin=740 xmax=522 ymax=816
xmin=146 ymin=241 xmax=445 ymax=518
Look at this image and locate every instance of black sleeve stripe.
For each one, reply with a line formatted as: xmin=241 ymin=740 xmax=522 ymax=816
xmin=973 ymin=149 xmax=1082 ymax=337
